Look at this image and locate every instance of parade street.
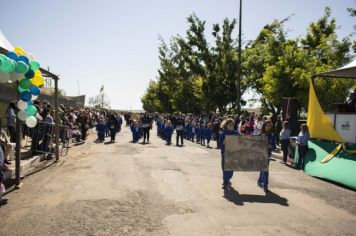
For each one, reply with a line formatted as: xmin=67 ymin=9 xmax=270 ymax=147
xmin=1 ymin=127 xmax=356 ymax=236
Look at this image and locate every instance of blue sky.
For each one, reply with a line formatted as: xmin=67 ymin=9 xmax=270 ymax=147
xmin=0 ymin=0 xmax=355 ymax=110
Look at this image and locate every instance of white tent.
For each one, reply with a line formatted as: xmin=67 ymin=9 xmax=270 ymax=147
xmin=0 ymin=30 xmax=14 ymax=51
xmin=315 ymin=59 xmax=356 ymax=78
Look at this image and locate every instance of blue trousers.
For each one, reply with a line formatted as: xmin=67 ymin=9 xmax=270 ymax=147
xmin=166 ymin=133 xmax=172 ymax=144
xmin=257 ymin=171 xmax=269 ymax=187
xmin=221 ymin=155 xmax=234 ymax=185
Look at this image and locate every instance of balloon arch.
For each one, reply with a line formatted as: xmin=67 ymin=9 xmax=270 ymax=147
xmin=0 ymin=46 xmax=60 ymax=187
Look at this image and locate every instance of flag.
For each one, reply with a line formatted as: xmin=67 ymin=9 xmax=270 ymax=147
xmin=100 ymin=85 xmax=104 ymax=93
xmin=307 ymin=80 xmax=343 ymax=142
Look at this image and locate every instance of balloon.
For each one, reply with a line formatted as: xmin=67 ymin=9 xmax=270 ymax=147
xmin=32 ymin=76 xmax=44 ymax=86
xmin=7 ymin=51 xmax=18 ymax=61
xmin=26 ymin=116 xmax=37 ymax=128
xmin=18 ymin=110 xmax=28 ymax=121
xmin=0 ymin=71 xmax=10 ymax=83
xmin=20 ymin=91 xmax=32 ymax=101
xmin=18 ymin=55 xmax=29 ymax=65
xmin=18 ymin=85 xmax=29 ymax=93
xmin=15 ymin=61 xmax=29 ymax=74
xmin=30 ymin=60 xmax=40 ymax=70
xmin=0 ymin=54 xmax=7 ymax=71
xmin=34 ymin=70 xmax=42 ymax=77
xmin=29 ymin=85 xmax=40 ymax=95
xmin=19 ymin=78 xmax=32 ymax=89
xmin=14 ymin=47 xmax=25 ymax=55
xmin=25 ymin=69 xmax=35 ymax=79
xmin=32 ymin=95 xmax=38 ymax=100
xmin=9 ymin=72 xmax=22 ymax=82
xmin=0 ymin=55 xmax=15 ymax=73
xmin=26 ymin=105 xmax=37 ymax=116
xmin=17 ymin=100 xmax=28 ymax=110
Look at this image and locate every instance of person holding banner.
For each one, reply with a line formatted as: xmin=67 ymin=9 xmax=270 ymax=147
xmin=219 ymin=118 xmax=239 ymax=190
xmin=257 ymin=120 xmax=273 ymax=192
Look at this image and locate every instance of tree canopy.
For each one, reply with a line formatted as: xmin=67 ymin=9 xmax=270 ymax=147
xmin=142 ymin=8 xmax=355 ymax=115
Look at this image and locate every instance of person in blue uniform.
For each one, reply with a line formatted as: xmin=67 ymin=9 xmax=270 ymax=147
xmin=205 ymin=123 xmax=213 ymax=148
xmin=130 ymin=119 xmax=140 ymax=143
xmin=201 ymin=125 xmax=206 ymax=146
xmin=196 ymin=124 xmax=201 ymax=144
xmin=219 ymin=118 xmax=239 ymax=190
xmin=165 ymin=120 xmax=174 ymax=145
xmin=96 ymin=115 xmax=107 ymax=143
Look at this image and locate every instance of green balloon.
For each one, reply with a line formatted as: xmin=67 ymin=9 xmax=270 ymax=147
xmin=30 ymin=60 xmax=40 ymax=70
xmin=0 ymin=54 xmax=7 ymax=72
xmin=26 ymin=105 xmax=37 ymax=116
xmin=19 ymin=78 xmax=32 ymax=89
xmin=18 ymin=85 xmax=29 ymax=93
xmin=15 ymin=61 xmax=29 ymax=74
xmin=0 ymin=55 xmax=15 ymax=73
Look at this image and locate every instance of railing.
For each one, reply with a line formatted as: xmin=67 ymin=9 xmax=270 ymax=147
xmin=22 ymin=121 xmax=71 ymax=157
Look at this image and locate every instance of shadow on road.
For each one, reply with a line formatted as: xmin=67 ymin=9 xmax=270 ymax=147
xmin=223 ymin=186 xmax=289 ymax=206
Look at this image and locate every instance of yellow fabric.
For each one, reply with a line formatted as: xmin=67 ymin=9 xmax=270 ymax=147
xmin=307 ymin=81 xmax=344 ymax=143
xmin=343 ymin=144 xmax=356 ymax=155
xmin=320 ymin=144 xmax=342 ymax=163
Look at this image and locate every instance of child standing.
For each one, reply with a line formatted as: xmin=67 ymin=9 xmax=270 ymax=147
xmin=296 ymin=124 xmax=309 ymax=170
xmin=165 ymin=120 xmax=174 ymax=145
xmin=96 ymin=115 xmax=107 ymax=143
xmin=280 ymin=121 xmax=291 ymax=164
xmin=130 ymin=119 xmax=140 ymax=143
xmin=219 ymin=118 xmax=239 ymax=190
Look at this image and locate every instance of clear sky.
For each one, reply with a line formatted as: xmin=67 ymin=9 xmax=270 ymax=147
xmin=0 ymin=0 xmax=355 ymax=110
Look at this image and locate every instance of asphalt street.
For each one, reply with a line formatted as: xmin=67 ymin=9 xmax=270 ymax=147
xmin=0 ymin=126 xmax=355 ymax=236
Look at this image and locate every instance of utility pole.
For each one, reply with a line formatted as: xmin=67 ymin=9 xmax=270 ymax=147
xmin=236 ymin=0 xmax=242 ymax=114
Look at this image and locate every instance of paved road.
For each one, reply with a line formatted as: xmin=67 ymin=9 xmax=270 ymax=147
xmin=1 ymin=126 xmax=356 ymax=236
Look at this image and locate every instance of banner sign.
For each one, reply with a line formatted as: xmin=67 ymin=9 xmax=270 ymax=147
xmin=224 ymin=135 xmax=269 ymax=171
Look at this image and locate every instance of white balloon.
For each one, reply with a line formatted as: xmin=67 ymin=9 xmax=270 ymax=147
xmin=17 ymin=100 xmax=28 ymax=110
xmin=18 ymin=110 xmax=29 ymax=121
xmin=32 ymin=95 xmax=38 ymax=100
xmin=9 ymin=72 xmax=22 ymax=82
xmin=0 ymin=71 xmax=10 ymax=83
xmin=26 ymin=116 xmax=37 ymax=128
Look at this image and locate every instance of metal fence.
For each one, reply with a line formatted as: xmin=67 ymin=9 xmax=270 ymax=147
xmin=0 ymin=117 xmax=71 ymax=158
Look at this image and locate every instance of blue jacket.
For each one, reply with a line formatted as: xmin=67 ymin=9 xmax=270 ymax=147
xmin=96 ymin=122 xmax=107 ymax=133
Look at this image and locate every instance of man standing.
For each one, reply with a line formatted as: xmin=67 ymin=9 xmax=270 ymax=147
xmin=175 ymin=113 xmax=185 ymax=146
xmin=141 ymin=112 xmax=153 ymax=144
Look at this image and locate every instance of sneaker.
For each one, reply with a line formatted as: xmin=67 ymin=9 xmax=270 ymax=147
xmin=263 ymin=186 xmax=269 ymax=192
xmin=257 ymin=182 xmax=262 ymax=188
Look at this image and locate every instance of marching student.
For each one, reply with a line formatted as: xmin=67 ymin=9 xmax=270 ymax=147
xmin=205 ymin=123 xmax=213 ymax=148
xmin=130 ymin=119 xmax=140 ymax=143
xmin=257 ymin=120 xmax=273 ymax=192
xmin=196 ymin=124 xmax=201 ymax=144
xmin=219 ymin=118 xmax=239 ymax=190
xmin=96 ymin=115 xmax=108 ymax=143
xmin=201 ymin=124 xmax=206 ymax=146
xmin=165 ymin=120 xmax=174 ymax=145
